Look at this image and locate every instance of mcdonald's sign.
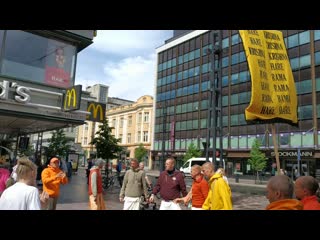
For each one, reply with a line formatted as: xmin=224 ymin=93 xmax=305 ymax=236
xmin=87 ymin=101 xmax=106 ymax=122
xmin=62 ymin=85 xmax=82 ymax=111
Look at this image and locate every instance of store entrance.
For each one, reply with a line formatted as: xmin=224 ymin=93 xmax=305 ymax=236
xmin=283 ymin=159 xmax=316 ymax=179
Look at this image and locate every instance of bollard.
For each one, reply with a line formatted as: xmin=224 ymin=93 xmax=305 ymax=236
xmin=235 ymin=173 xmax=239 ymax=183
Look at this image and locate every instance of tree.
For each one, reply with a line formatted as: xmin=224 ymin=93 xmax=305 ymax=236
xmin=91 ymin=119 xmax=123 ymax=176
xmin=135 ymin=143 xmax=148 ymax=162
xmin=183 ymin=142 xmax=202 ymax=162
xmin=46 ymin=129 xmax=71 ymax=159
xmin=248 ymin=139 xmax=267 ymax=184
xmin=19 ymin=145 xmax=35 ymax=158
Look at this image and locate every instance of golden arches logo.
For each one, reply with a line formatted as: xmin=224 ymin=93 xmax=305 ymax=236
xmin=64 ymin=88 xmax=77 ymax=109
xmin=87 ymin=103 xmax=104 ymax=121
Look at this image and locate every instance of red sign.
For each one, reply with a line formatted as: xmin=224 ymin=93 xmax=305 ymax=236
xmin=236 ymin=163 xmax=241 ymax=170
xmin=45 ymin=66 xmax=70 ymax=88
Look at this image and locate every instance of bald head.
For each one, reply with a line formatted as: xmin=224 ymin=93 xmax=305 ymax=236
xmin=295 ymin=176 xmax=319 ymax=200
xmin=202 ymin=162 xmax=215 ymax=179
xmin=266 ymin=175 xmax=294 ymax=203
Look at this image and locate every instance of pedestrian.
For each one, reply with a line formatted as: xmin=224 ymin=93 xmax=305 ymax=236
xmin=265 ymin=175 xmax=303 ymax=210
xmin=116 ymin=160 xmax=124 ymax=187
xmin=86 ymin=158 xmax=93 ymax=184
xmin=294 ymin=176 xmax=320 ymax=210
xmin=216 ymin=167 xmax=229 ymax=185
xmin=201 ymin=162 xmax=232 ymax=210
xmin=0 ymin=167 xmax=10 ymax=196
xmin=174 ymin=164 xmax=209 ymax=210
xmin=41 ymin=157 xmax=68 ymax=210
xmin=88 ymin=159 xmax=106 ymax=210
xmin=119 ymin=158 xmax=149 ymax=210
xmin=0 ymin=157 xmax=49 ymax=210
xmin=139 ymin=162 xmax=152 ymax=189
xmin=149 ymin=157 xmax=187 ymax=210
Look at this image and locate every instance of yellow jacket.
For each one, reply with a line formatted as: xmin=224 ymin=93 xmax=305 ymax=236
xmin=202 ymin=173 xmax=232 ymax=210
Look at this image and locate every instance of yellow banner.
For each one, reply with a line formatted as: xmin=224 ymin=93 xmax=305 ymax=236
xmin=239 ymin=30 xmax=297 ymax=124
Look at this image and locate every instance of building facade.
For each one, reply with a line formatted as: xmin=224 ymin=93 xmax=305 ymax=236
xmin=75 ymin=84 xmax=133 ymax=158
xmin=153 ymin=30 xmax=320 ymax=179
xmin=0 ymin=30 xmax=94 ymax=165
xmin=107 ymin=95 xmax=154 ymax=168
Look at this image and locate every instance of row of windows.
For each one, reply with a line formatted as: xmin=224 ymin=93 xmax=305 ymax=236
xmin=0 ymin=30 xmax=76 ymax=88
xmin=155 ymin=104 xmax=319 ymax=133
xmin=158 ymin=30 xmax=314 ymax=71
xmin=158 ymin=43 xmax=314 ymax=89
xmin=153 ymin=132 xmax=320 ymax=151
xmin=157 ymin=74 xmax=318 ymax=107
xmin=157 ymin=31 xmax=320 ymax=90
xmin=119 ymin=131 xmax=149 ymax=143
xmin=109 ymin=112 xmax=150 ymax=128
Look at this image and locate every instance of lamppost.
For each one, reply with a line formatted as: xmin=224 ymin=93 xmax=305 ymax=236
xmin=206 ymin=30 xmax=223 ymax=170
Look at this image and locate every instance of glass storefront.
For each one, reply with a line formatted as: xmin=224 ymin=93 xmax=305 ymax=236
xmin=0 ymin=30 xmax=76 ymax=88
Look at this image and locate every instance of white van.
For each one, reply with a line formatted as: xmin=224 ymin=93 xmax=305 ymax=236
xmin=179 ymin=157 xmax=225 ymax=177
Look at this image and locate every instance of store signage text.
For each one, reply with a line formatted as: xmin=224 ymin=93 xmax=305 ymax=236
xmin=0 ymin=80 xmax=30 ymax=103
xmin=271 ymin=151 xmax=313 ymax=157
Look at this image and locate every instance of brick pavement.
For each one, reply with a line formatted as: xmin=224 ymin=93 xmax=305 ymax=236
xmin=56 ymin=167 xmax=269 ymax=210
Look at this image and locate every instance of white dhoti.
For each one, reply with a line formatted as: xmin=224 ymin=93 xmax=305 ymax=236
xmin=159 ymin=200 xmax=181 ymax=210
xmin=123 ymin=196 xmax=140 ymax=210
xmin=191 ymin=207 xmax=203 ymax=210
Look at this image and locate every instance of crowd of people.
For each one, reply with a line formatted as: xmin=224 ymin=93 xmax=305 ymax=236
xmin=1 ymin=155 xmax=320 ymax=210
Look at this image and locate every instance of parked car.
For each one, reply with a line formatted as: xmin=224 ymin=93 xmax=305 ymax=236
xmin=179 ymin=157 xmax=225 ymax=177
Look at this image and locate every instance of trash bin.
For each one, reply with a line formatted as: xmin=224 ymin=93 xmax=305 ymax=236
xmin=234 ymin=172 xmax=242 ymax=183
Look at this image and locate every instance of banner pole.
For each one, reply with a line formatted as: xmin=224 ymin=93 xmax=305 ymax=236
xmin=271 ymin=123 xmax=280 ymax=175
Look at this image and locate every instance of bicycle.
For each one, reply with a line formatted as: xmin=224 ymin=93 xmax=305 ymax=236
xmin=102 ymin=173 xmax=115 ymax=190
xmin=139 ymin=184 xmax=159 ymax=210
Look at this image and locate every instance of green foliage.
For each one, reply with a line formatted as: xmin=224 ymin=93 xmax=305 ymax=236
xmin=134 ymin=143 xmax=148 ymax=162
xmin=46 ymin=129 xmax=71 ymax=158
xmin=19 ymin=145 xmax=35 ymax=157
xmin=91 ymin=119 xmax=123 ymax=160
xmin=248 ymin=139 xmax=267 ymax=181
xmin=183 ymin=142 xmax=202 ymax=162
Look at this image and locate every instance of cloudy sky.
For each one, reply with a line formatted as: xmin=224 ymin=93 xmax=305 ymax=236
xmin=75 ymin=30 xmax=173 ymax=101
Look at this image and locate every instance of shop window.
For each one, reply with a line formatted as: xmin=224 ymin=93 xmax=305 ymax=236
xmin=1 ymin=30 xmax=76 ymax=88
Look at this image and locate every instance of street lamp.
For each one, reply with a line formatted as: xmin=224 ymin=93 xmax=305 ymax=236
xmin=207 ymin=30 xmax=223 ymax=171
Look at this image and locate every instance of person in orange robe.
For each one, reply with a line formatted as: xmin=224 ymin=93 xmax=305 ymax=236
xmin=294 ymin=176 xmax=320 ymax=210
xmin=266 ymin=175 xmax=303 ymax=210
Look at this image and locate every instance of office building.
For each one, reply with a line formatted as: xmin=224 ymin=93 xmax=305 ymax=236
xmin=152 ymin=30 xmax=320 ymax=179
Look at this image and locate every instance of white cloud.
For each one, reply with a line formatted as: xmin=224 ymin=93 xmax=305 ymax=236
xmin=103 ymin=54 xmax=156 ymax=101
xmin=91 ymin=30 xmax=171 ymax=57
xmin=76 ymin=30 xmax=173 ymax=101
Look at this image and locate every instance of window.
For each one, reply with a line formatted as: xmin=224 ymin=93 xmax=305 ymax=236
xmin=128 ymin=116 xmax=132 ymax=126
xmin=138 ymin=113 xmax=142 ymax=123
xmin=143 ymin=131 xmax=149 ymax=142
xmin=127 ymin=133 xmax=131 ymax=143
xmin=120 ymin=117 xmax=124 ymax=128
xmin=137 ymin=131 xmax=141 ymax=142
xmin=112 ymin=119 xmax=116 ymax=128
xmin=83 ymin=137 xmax=87 ymax=145
xmin=144 ymin=112 xmax=149 ymax=122
xmin=1 ymin=30 xmax=76 ymax=88
xmin=119 ymin=134 xmax=123 ymax=143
